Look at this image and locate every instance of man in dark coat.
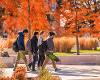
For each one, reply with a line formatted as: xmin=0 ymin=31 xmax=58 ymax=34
xmin=28 ymin=31 xmax=39 ymax=71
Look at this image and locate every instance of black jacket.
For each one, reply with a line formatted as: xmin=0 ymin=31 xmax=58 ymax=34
xmin=31 ymin=35 xmax=38 ymax=53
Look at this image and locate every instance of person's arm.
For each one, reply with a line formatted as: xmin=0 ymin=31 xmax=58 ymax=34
xmin=31 ymin=36 xmax=38 ymax=53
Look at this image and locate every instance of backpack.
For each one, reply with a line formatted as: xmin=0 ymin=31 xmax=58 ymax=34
xmin=26 ymin=39 xmax=32 ymax=52
xmin=13 ymin=38 xmax=19 ymax=52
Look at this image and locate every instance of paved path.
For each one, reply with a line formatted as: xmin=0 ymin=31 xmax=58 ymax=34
xmin=1 ymin=65 xmax=100 ymax=80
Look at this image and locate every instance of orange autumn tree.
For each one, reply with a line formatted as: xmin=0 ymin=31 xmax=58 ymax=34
xmin=59 ymin=0 xmax=100 ymax=55
xmin=40 ymin=0 xmax=64 ymax=36
xmin=0 ymin=0 xmax=99 ymax=36
xmin=0 ymin=0 xmax=50 ymax=37
xmin=59 ymin=0 xmax=100 ymax=36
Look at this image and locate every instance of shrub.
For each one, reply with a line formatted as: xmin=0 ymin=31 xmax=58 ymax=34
xmin=0 ymin=38 xmax=15 ymax=50
xmin=79 ymin=37 xmax=99 ymax=50
xmin=32 ymin=68 xmax=61 ymax=80
xmin=0 ymin=58 xmax=7 ymax=68
xmin=38 ymin=68 xmax=52 ymax=80
xmin=0 ymin=66 xmax=26 ymax=80
xmin=54 ymin=38 xmax=60 ymax=52
xmin=12 ymin=66 xmax=26 ymax=80
xmin=54 ymin=37 xmax=75 ymax=53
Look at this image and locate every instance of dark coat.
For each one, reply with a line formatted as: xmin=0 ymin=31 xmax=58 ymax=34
xmin=17 ymin=32 xmax=25 ymax=51
xmin=31 ymin=35 xmax=38 ymax=53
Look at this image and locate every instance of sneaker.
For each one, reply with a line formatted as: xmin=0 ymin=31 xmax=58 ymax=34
xmin=13 ymin=68 xmax=15 ymax=71
xmin=55 ymin=68 xmax=61 ymax=72
xmin=28 ymin=63 xmax=32 ymax=68
xmin=32 ymin=69 xmax=36 ymax=71
xmin=27 ymin=67 xmax=30 ymax=71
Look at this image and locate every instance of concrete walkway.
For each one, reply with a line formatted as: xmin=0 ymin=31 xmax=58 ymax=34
xmin=1 ymin=65 xmax=100 ymax=80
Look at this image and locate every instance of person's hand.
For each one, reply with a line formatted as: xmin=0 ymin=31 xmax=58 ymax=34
xmin=32 ymin=53 xmax=35 ymax=56
xmin=29 ymin=54 xmax=32 ymax=62
xmin=49 ymin=51 xmax=54 ymax=53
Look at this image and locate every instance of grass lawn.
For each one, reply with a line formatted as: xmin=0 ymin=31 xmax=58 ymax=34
xmin=54 ymin=52 xmax=74 ymax=56
xmin=72 ymin=50 xmax=100 ymax=53
xmin=54 ymin=49 xmax=100 ymax=56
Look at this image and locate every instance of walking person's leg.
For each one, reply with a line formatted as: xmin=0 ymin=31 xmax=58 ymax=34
xmin=38 ymin=54 xmax=45 ymax=67
xmin=32 ymin=53 xmax=37 ymax=71
xmin=42 ymin=52 xmax=59 ymax=71
xmin=41 ymin=54 xmax=45 ymax=66
xmin=52 ymin=60 xmax=60 ymax=71
xmin=51 ymin=60 xmax=57 ymax=69
xmin=38 ymin=54 xmax=42 ymax=67
xmin=13 ymin=52 xmax=20 ymax=71
xmin=42 ymin=56 xmax=49 ymax=69
xmin=38 ymin=45 xmax=45 ymax=67
xmin=21 ymin=51 xmax=30 ymax=71
xmin=28 ymin=52 xmax=32 ymax=69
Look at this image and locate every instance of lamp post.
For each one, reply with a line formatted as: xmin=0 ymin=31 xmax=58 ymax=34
xmin=74 ymin=0 xmax=80 ymax=55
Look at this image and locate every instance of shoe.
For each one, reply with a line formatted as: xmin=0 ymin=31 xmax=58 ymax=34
xmin=27 ymin=67 xmax=30 ymax=71
xmin=28 ymin=62 xmax=32 ymax=68
xmin=32 ymin=69 xmax=36 ymax=71
xmin=55 ymin=68 xmax=61 ymax=72
xmin=13 ymin=68 xmax=15 ymax=71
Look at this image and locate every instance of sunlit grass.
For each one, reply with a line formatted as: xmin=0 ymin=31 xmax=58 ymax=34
xmin=72 ymin=50 xmax=100 ymax=53
xmin=54 ymin=49 xmax=100 ymax=56
xmin=54 ymin=52 xmax=75 ymax=56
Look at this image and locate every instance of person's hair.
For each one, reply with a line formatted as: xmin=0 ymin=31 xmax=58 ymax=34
xmin=49 ymin=32 xmax=55 ymax=36
xmin=23 ymin=29 xmax=28 ymax=33
xmin=40 ymin=31 xmax=44 ymax=35
xmin=34 ymin=31 xmax=39 ymax=36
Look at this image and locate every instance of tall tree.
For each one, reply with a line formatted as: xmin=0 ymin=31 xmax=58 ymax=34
xmin=0 ymin=0 xmax=50 ymax=36
xmin=62 ymin=0 xmax=99 ymax=54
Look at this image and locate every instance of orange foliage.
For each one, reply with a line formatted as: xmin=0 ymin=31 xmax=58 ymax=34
xmin=0 ymin=0 xmax=100 ymax=36
xmin=59 ymin=0 xmax=100 ymax=36
xmin=0 ymin=0 xmax=50 ymax=35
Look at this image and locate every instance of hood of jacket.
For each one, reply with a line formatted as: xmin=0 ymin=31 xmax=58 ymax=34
xmin=18 ymin=32 xmax=24 ymax=37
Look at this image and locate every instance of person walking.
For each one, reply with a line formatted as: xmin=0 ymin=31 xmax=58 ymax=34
xmin=13 ymin=29 xmax=29 ymax=71
xmin=37 ymin=31 xmax=45 ymax=68
xmin=42 ymin=32 xmax=59 ymax=71
xmin=28 ymin=31 xmax=39 ymax=71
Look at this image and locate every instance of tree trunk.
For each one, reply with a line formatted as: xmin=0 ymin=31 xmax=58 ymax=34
xmin=28 ymin=0 xmax=31 ymax=39
xmin=74 ymin=0 xmax=80 ymax=55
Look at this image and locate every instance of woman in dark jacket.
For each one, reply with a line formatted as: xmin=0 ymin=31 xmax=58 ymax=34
xmin=38 ymin=31 xmax=45 ymax=67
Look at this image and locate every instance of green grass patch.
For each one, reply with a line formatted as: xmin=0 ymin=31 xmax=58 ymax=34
xmin=54 ymin=50 xmax=100 ymax=56
xmin=54 ymin=52 xmax=74 ymax=56
xmin=97 ymin=47 xmax=100 ymax=51
xmin=72 ymin=50 xmax=100 ymax=53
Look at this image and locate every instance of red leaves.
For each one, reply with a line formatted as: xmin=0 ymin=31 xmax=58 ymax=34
xmin=0 ymin=0 xmax=99 ymax=36
xmin=0 ymin=0 xmax=49 ymax=34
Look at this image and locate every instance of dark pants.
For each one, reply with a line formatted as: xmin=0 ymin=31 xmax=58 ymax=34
xmin=38 ymin=54 xmax=45 ymax=67
xmin=28 ymin=52 xmax=38 ymax=70
xmin=38 ymin=45 xmax=45 ymax=67
xmin=32 ymin=53 xmax=38 ymax=70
